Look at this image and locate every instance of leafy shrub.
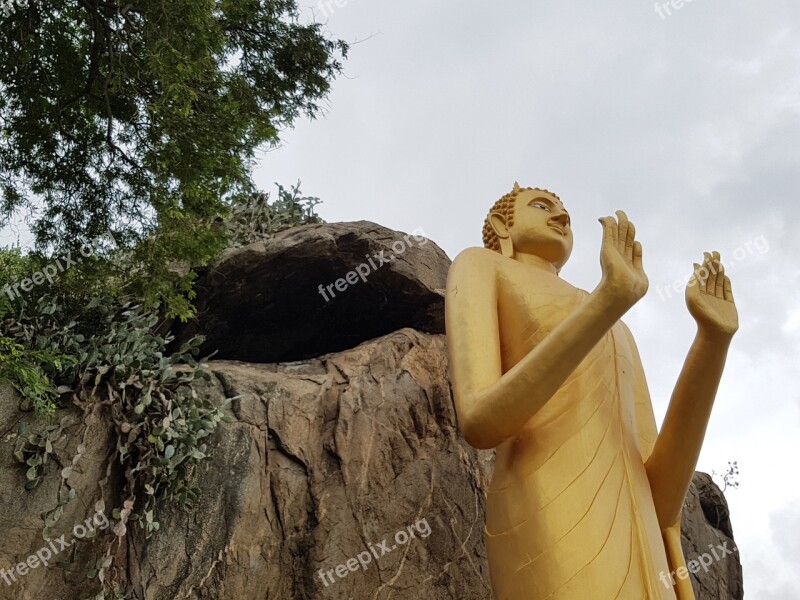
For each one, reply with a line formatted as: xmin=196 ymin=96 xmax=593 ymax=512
xmin=8 ymin=293 xmax=231 ymax=513
xmin=0 ymin=249 xmax=70 ymax=414
xmin=0 ymin=336 xmax=64 ymax=415
xmin=6 ymin=295 xmax=232 ymax=596
xmin=226 ymin=182 xmax=323 ymax=247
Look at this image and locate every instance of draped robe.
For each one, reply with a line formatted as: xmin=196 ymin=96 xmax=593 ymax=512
xmin=484 ymin=287 xmax=695 ymax=600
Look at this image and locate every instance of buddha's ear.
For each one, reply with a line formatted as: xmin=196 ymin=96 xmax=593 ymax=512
xmin=489 ymin=213 xmax=514 ymax=257
xmin=488 ymin=212 xmax=510 ymax=239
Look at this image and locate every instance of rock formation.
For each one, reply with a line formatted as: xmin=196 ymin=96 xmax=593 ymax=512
xmin=170 ymin=221 xmax=448 ymax=363
xmin=681 ymin=473 xmax=744 ymax=599
xmin=0 ymin=222 xmax=743 ymax=599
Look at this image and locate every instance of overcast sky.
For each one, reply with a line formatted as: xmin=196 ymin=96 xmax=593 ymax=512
xmin=257 ymin=0 xmax=800 ymax=596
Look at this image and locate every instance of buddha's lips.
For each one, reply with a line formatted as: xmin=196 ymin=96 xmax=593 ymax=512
xmin=548 ymin=224 xmax=566 ymax=235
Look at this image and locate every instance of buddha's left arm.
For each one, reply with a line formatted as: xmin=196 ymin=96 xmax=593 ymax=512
xmin=645 ymin=251 xmax=738 ymax=529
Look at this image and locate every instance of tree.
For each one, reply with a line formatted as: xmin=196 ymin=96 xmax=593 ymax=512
xmin=0 ymin=0 xmax=347 ymax=314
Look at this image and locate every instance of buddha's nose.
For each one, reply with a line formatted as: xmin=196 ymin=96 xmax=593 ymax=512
xmin=551 ymin=212 xmax=569 ymax=227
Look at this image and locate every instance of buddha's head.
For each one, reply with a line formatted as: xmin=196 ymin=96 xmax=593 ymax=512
xmin=483 ymin=183 xmax=573 ymax=272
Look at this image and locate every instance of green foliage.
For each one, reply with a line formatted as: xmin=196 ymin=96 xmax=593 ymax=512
xmin=4 ymin=291 xmax=232 ymax=596
xmin=0 ymin=252 xmax=72 ymax=414
xmin=0 ymin=245 xmax=34 ymax=281
xmin=0 ymin=176 xmax=322 ymax=418
xmin=13 ymin=418 xmax=79 ymax=539
xmin=7 ymin=292 xmax=231 ymax=513
xmin=0 ymin=0 xmax=347 ymax=313
xmin=1 ymin=292 xmax=232 ymax=597
xmin=13 ymin=420 xmax=66 ymax=490
xmin=70 ymin=303 xmax=232 ymax=534
xmin=0 ymin=335 xmax=64 ymax=415
xmin=226 ymin=181 xmax=323 ymax=247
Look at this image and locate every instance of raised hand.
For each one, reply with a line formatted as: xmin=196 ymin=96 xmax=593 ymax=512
xmin=597 ymin=210 xmax=649 ymax=309
xmin=686 ymin=251 xmax=739 ymax=339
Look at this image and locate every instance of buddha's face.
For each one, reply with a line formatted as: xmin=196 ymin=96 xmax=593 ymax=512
xmin=506 ymin=190 xmax=573 ymax=271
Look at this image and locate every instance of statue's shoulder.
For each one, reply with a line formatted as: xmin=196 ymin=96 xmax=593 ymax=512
xmin=446 ymin=248 xmax=501 ymax=312
xmin=450 ymin=247 xmax=503 ymax=272
xmin=447 ymin=247 xmax=501 ymax=292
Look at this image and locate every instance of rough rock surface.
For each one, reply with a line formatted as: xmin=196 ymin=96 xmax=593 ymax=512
xmin=0 ymin=331 xmax=495 ymax=600
xmin=129 ymin=330 xmax=494 ymax=599
xmin=170 ymin=221 xmax=449 ymax=364
xmin=0 ymin=384 xmax=114 ymax=600
xmin=681 ymin=472 xmax=744 ymax=599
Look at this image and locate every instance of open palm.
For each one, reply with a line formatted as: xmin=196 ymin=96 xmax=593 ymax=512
xmin=686 ymin=251 xmax=739 ymax=338
xmin=598 ymin=210 xmax=649 ymax=307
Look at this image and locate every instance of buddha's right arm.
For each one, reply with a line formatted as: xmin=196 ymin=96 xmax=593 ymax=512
xmin=445 ymin=249 xmax=632 ymax=449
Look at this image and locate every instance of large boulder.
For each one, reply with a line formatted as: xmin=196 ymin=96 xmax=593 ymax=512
xmin=170 ymin=221 xmax=449 ymax=363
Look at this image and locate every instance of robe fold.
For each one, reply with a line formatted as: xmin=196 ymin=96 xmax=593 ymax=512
xmin=485 ymin=289 xmax=694 ymax=600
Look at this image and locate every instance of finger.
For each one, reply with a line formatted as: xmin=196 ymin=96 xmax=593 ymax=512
xmin=708 ymin=251 xmax=721 ymax=295
xmin=687 ymin=263 xmax=700 ymax=290
xmin=626 ymin=220 xmax=636 ymax=261
xmin=693 ymin=260 xmax=708 ymax=290
xmin=598 ymin=217 xmax=618 ymax=247
xmin=714 ymin=253 xmax=725 ymax=298
xmin=633 ymin=241 xmax=644 ymax=272
xmin=723 ymin=275 xmax=734 ymax=302
xmin=703 ymin=252 xmax=716 ymax=294
xmin=615 ymin=210 xmax=629 ymax=254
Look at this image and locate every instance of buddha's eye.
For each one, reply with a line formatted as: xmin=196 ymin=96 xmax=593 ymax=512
xmin=531 ymin=202 xmax=551 ymax=211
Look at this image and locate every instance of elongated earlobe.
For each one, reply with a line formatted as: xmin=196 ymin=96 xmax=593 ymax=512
xmin=499 ymin=237 xmax=513 ymax=258
xmin=488 ymin=212 xmax=513 ymax=258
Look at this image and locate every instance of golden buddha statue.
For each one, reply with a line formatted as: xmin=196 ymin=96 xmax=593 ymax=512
xmin=445 ymin=184 xmax=739 ymax=599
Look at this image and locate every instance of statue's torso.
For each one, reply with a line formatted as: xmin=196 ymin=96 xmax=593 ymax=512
xmin=484 ymin=261 xmax=677 ymax=600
